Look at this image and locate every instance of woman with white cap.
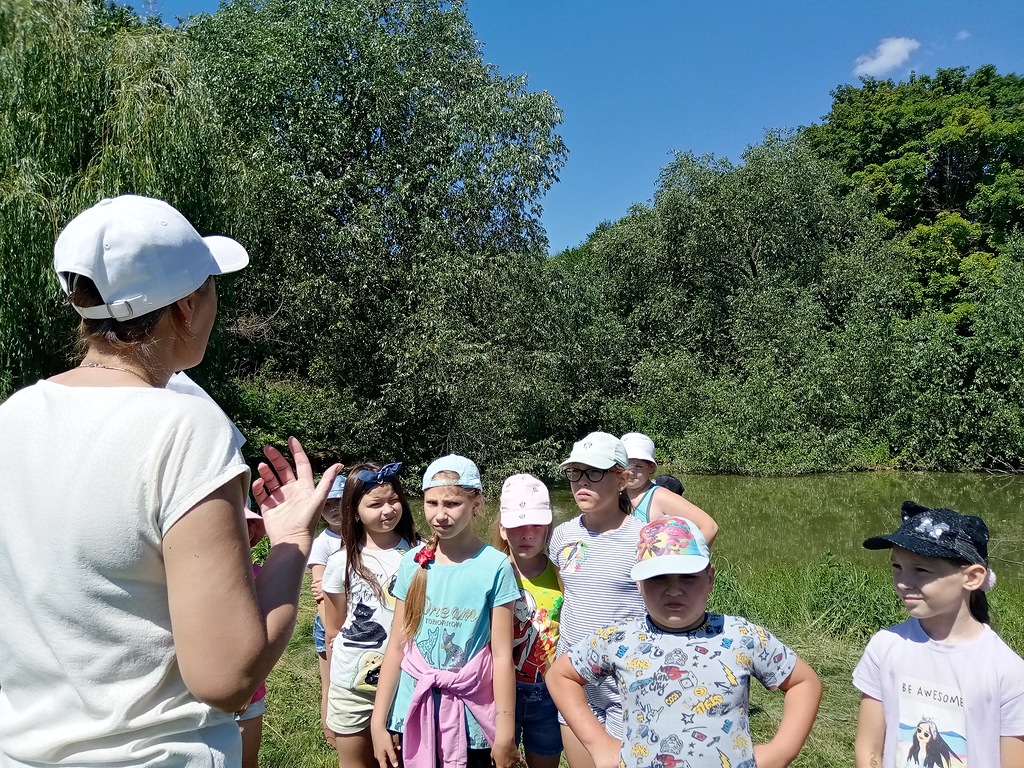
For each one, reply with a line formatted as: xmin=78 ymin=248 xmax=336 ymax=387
xmin=620 ymin=432 xmax=718 ymax=542
xmin=0 ymin=196 xmax=340 ymax=767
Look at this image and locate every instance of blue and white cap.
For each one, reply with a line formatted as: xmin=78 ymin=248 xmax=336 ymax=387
xmin=422 ymin=454 xmax=482 ymax=491
xmin=327 ymin=474 xmax=347 ymax=500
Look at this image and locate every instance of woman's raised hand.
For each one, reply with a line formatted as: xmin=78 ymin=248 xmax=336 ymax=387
xmin=252 ymin=436 xmax=342 ymax=547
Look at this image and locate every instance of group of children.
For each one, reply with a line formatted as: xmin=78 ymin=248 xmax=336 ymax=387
xmin=276 ymin=430 xmax=1024 ymax=768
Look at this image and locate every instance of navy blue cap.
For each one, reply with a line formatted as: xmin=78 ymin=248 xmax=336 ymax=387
xmin=864 ymin=501 xmax=989 ymax=565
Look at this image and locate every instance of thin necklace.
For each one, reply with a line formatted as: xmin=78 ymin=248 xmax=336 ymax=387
xmin=80 ymin=362 xmax=152 ymax=386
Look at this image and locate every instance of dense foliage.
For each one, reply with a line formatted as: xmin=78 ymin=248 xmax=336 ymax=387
xmin=3 ymin=0 xmax=1024 ymax=476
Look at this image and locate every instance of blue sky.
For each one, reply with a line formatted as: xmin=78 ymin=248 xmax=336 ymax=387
xmin=154 ymin=0 xmax=1024 ymax=254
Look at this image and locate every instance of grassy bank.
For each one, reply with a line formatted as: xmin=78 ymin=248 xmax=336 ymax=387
xmin=260 ymin=556 xmax=1024 ymax=767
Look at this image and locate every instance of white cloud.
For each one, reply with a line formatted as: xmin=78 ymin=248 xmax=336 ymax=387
xmin=955 ymin=30 xmax=971 ymax=42
xmin=853 ymin=37 xmax=921 ymax=77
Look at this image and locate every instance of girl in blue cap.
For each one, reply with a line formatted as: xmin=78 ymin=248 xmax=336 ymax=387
xmin=309 ymin=472 xmax=348 ymax=746
xmin=371 ymin=455 xmax=520 ymax=768
xmin=854 ymin=501 xmax=1024 ymax=768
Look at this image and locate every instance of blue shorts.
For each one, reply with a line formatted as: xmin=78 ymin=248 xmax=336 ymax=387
xmin=235 ymin=696 xmax=267 ymax=722
xmin=313 ymin=613 xmax=326 ymax=655
xmin=514 ymin=681 xmax=562 ymax=756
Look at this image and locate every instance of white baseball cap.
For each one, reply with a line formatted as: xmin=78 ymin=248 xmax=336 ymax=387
xmin=500 ymin=474 xmax=553 ymax=527
xmin=54 ymin=195 xmax=249 ymax=320
xmin=621 ymin=432 xmax=656 ymax=464
xmin=560 ymin=431 xmax=628 ymax=470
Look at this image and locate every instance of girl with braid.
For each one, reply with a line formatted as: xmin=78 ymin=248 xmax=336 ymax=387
xmin=371 ymin=456 xmax=520 ymax=768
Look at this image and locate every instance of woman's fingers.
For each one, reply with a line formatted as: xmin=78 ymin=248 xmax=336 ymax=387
xmin=287 ymin=436 xmax=311 ymax=483
xmin=311 ymin=463 xmax=343 ymax=508
xmin=256 ymin=462 xmax=279 ymax=491
xmin=263 ymin=442 xmax=297 ymax=486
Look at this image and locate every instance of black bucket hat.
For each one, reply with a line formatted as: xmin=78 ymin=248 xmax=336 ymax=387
xmin=864 ymin=501 xmax=989 ymax=566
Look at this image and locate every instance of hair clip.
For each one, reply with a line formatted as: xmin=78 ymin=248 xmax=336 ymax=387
xmin=356 ymin=461 xmax=402 ymax=486
xmin=414 ymin=546 xmax=435 ymax=569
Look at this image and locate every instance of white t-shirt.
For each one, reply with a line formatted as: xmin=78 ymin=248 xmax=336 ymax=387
xmin=166 ymin=371 xmax=246 ymax=450
xmin=0 ymin=381 xmax=250 ymax=766
xmin=321 ymin=541 xmax=410 ymax=691
xmin=853 ymin=618 xmax=1024 ymax=768
xmin=308 ymin=528 xmax=343 ymax=568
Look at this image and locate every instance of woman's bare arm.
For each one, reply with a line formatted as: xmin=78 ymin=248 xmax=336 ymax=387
xmin=164 ymin=438 xmax=340 ymax=711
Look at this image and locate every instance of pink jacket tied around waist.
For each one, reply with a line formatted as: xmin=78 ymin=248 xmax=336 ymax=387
xmin=400 ymin=641 xmax=495 ymax=768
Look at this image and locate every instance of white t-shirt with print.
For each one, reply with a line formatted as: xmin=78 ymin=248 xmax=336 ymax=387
xmin=854 ymin=618 xmax=1024 ymax=768
xmin=322 ymin=541 xmax=410 ymax=691
xmin=0 ymin=381 xmax=250 ymax=767
xmin=569 ymin=614 xmax=797 ymax=768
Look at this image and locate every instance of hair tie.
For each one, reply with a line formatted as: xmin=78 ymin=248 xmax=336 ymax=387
xmin=981 ymin=567 xmax=997 ymax=592
xmin=356 ymin=461 xmax=402 ymax=486
xmin=413 ymin=546 xmax=435 ymax=569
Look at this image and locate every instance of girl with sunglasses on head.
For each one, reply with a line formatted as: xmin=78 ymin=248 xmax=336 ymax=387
xmin=547 ymin=433 xmax=651 ymax=768
xmin=309 ymin=473 xmax=347 ymax=746
xmin=321 ymin=462 xmax=418 ymax=768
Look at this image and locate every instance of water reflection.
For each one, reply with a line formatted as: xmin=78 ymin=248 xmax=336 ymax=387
xmin=545 ymin=472 xmax=1024 ymax=582
xmin=403 ymin=472 xmax=1024 ymax=582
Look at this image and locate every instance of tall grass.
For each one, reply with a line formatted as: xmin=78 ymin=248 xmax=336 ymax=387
xmin=261 ymin=556 xmax=1024 ymax=768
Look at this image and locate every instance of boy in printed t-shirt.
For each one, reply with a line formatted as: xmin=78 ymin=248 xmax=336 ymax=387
xmin=546 ymin=517 xmax=822 ymax=768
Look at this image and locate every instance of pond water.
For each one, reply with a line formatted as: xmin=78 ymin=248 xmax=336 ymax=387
xmin=411 ymin=472 xmax=1024 ymax=584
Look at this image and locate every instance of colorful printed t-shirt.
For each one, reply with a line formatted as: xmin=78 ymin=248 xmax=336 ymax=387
xmin=568 ymin=614 xmax=797 ymax=768
xmin=389 ymin=543 xmax=520 ymax=748
xmin=853 ymin=618 xmax=1024 ymax=768
xmin=322 ymin=540 xmax=410 ymax=693
xmin=549 ymin=515 xmax=645 ymax=655
xmin=511 ymin=560 xmax=562 ymax=683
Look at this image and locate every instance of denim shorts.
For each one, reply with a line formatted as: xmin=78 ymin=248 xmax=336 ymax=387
xmin=313 ymin=613 xmax=326 ymax=654
xmin=514 ymin=681 xmax=563 ymax=756
xmin=234 ymin=696 xmax=267 ymax=722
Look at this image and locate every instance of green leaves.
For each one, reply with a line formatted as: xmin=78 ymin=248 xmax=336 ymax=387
xmin=6 ymin=9 xmax=1024 ymax=478
xmin=0 ymin=0 xmax=233 ymax=398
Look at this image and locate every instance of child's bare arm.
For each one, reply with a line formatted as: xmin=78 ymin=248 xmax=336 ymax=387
xmin=322 ymin=589 xmax=347 ymax=675
xmin=649 ymin=490 xmax=719 ymax=544
xmin=753 ymin=658 xmax=821 ymax=768
xmin=1001 ymin=735 xmax=1024 ymax=768
xmin=490 ymin=602 xmax=518 ymax=768
xmin=546 ymin=655 xmax=621 ymax=768
xmin=310 ymin=563 xmax=326 ymax=603
xmin=371 ymin=599 xmax=408 ymax=768
xmin=854 ymin=695 xmax=885 ymax=768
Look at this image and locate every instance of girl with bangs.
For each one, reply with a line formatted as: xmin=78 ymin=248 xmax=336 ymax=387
xmin=322 ymin=462 xmax=418 ymax=768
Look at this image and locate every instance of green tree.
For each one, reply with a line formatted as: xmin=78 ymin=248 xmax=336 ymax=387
xmin=0 ymin=0 xmax=236 ymax=399
xmin=805 ymin=65 xmax=1024 ymax=242
xmin=186 ymin=0 xmax=567 ymax=468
